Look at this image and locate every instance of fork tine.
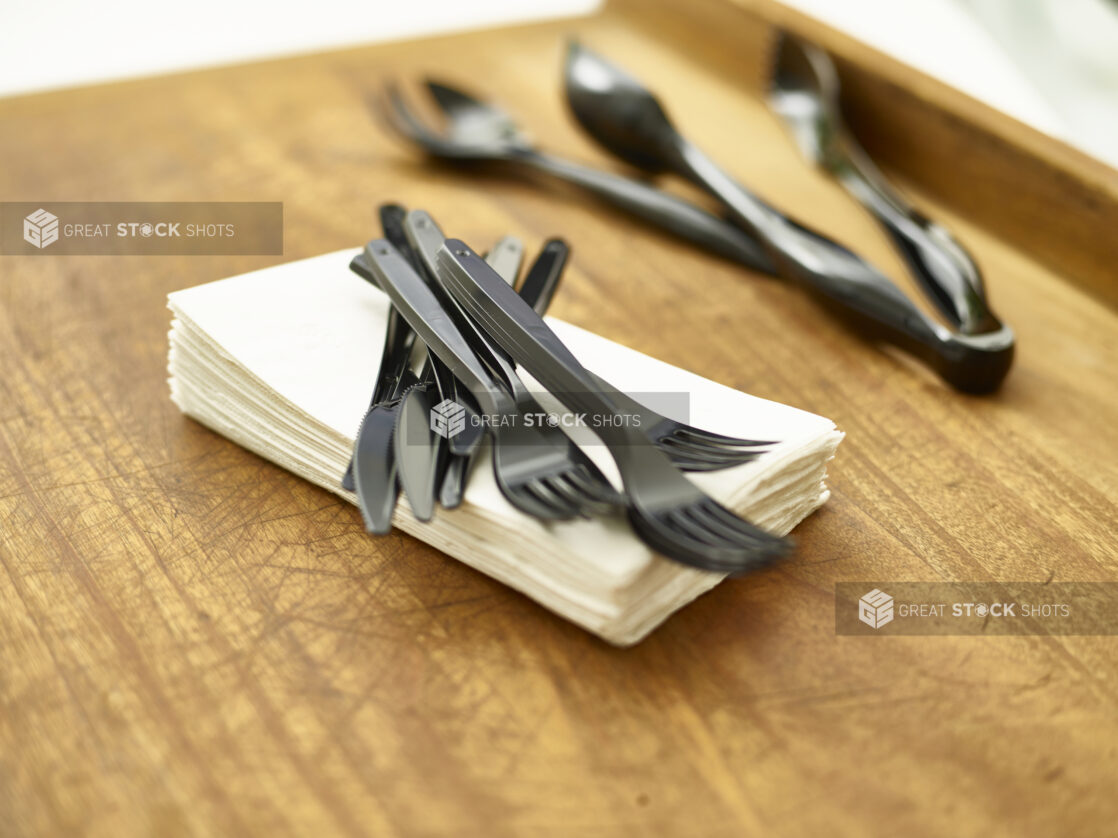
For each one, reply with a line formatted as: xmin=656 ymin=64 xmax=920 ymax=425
xmin=658 ymin=435 xmax=760 ymax=460
xmin=525 ymin=477 xmax=583 ymax=519
xmin=657 ymin=436 xmax=766 ymax=468
xmin=380 ymin=83 xmax=433 ymax=141
xmin=566 ymin=464 xmax=626 ymax=507
xmin=684 ymin=504 xmax=753 ymax=544
xmin=382 ymin=83 xmax=451 ymax=144
xmin=381 ymin=83 xmax=479 ymax=162
xmin=663 ymin=509 xmax=728 ymax=548
xmin=658 ymin=505 xmax=790 ymax=573
xmin=552 ymin=472 xmax=615 ymax=516
xmin=543 ymin=474 xmax=603 ymax=518
xmin=695 ymin=501 xmax=790 ymax=551
xmin=669 ymin=427 xmax=777 ymax=449
xmin=669 ymin=454 xmax=754 ymax=472
xmin=424 ymin=79 xmax=482 ymax=116
xmin=504 ymin=481 xmax=575 ymax=520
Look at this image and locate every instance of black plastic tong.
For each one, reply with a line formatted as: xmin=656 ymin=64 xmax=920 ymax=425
xmin=563 ymin=42 xmax=1014 ymax=394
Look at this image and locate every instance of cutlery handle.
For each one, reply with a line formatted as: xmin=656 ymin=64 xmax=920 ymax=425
xmin=675 ymin=141 xmax=1015 ymax=393
xmin=436 ymin=241 xmax=639 ymax=434
xmin=485 ymin=235 xmax=524 ymax=285
xmin=381 ymin=207 xmax=456 ymax=394
xmin=363 ymin=240 xmax=514 ymax=420
xmin=835 ymin=151 xmax=997 ymax=334
xmin=519 ymin=238 xmax=570 ymax=315
xmin=437 ymin=236 xmax=572 ymax=508
xmin=369 ymin=300 xmax=416 ymax=404
xmin=509 ymin=240 xmax=670 ymax=431
xmin=380 ymin=207 xmax=484 ymax=456
xmin=405 ymin=210 xmax=521 ymax=377
xmin=521 ymin=151 xmax=776 ymax=276
xmin=434 ymin=235 xmax=529 ymax=507
xmin=366 ymin=205 xmax=418 ymax=405
xmin=342 ymin=205 xmax=417 ymax=494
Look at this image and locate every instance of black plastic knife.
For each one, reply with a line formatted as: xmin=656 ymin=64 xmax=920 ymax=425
xmin=343 ymin=204 xmax=419 ymax=531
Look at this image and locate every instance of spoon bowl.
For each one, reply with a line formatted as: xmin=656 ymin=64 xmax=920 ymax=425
xmin=563 ymin=41 xmax=681 ymax=173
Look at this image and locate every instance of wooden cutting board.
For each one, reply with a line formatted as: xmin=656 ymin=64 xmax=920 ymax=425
xmin=1 ymin=0 xmax=1115 ymax=835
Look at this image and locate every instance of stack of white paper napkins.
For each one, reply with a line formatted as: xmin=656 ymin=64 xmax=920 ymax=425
xmin=168 ymin=249 xmax=842 ymax=645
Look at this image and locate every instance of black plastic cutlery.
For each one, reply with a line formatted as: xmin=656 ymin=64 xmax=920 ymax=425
xmin=516 ymin=237 xmax=570 ymax=316
xmin=378 ymin=80 xmax=776 ymax=276
xmin=433 ymin=240 xmax=790 ymax=573
xmin=510 ymin=237 xmax=778 ymax=472
xmin=344 ymin=192 xmax=785 ymax=532
xmin=403 ymin=209 xmax=622 ymax=519
xmin=433 ymin=232 xmax=526 ymax=510
xmin=342 ymin=205 xmax=421 ymax=532
xmin=768 ymin=33 xmax=998 ymax=335
xmin=563 ymin=42 xmax=1014 ymax=393
xmin=393 ymin=382 xmax=440 ymax=521
xmin=377 ymin=45 xmax=1015 ymax=393
xmin=363 ymin=236 xmax=621 ymax=521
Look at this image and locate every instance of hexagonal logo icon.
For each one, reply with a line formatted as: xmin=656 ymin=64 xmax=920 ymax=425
xmin=858 ymin=588 xmax=894 ymax=629
xmin=429 ymin=398 xmax=466 ymax=439
xmin=23 ymin=208 xmax=59 ymax=249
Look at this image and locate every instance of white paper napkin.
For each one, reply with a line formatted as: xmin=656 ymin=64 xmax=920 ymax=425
xmin=168 ymin=249 xmax=842 ymax=644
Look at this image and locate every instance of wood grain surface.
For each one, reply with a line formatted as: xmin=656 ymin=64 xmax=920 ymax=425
xmin=1 ymin=2 xmax=1116 ymax=836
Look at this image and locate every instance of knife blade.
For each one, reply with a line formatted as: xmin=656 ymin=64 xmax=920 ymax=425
xmin=351 ymin=401 xmax=406 ymax=533
xmin=393 ymin=382 xmax=439 ymax=522
xmin=352 ymin=245 xmax=467 ymax=517
xmin=342 ymin=203 xmax=417 ymax=526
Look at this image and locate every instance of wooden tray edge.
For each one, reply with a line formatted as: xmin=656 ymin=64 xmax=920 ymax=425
xmin=613 ymin=0 xmax=1118 ymax=311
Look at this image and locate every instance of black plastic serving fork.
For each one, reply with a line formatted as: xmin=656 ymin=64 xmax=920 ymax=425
xmin=362 ymin=238 xmax=620 ymax=521
xmin=377 ymin=79 xmax=775 ymax=275
xmin=434 ymin=240 xmax=791 ymax=574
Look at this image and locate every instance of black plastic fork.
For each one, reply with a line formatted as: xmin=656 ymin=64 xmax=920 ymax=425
xmin=435 ymin=241 xmax=791 ymax=574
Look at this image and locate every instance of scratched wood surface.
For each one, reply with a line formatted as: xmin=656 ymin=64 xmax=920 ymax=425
xmin=1 ymin=1 xmax=1116 ymax=836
